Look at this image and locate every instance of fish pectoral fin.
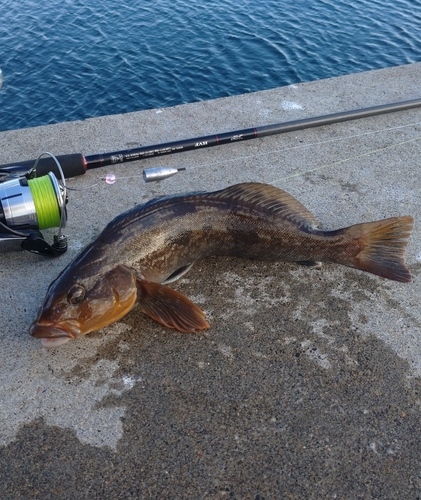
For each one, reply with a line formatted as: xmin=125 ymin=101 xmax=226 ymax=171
xmin=136 ymin=279 xmax=210 ymax=332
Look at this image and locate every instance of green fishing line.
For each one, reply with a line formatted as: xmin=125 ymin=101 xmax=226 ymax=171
xmin=28 ymin=175 xmax=61 ymax=229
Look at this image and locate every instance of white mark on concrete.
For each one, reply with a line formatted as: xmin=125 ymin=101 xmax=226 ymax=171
xmin=0 ymin=322 xmax=135 ymax=450
xmin=345 ymin=354 xmax=359 ymax=367
xmin=301 ymin=340 xmax=331 ymax=369
xmin=283 ymin=336 xmax=297 ymax=345
xmin=122 ymin=375 xmax=142 ymax=390
xmin=252 ymin=351 xmax=268 ymax=359
xmin=188 ymin=293 xmax=207 ymax=304
xmin=281 ymin=100 xmax=303 ymax=110
xmin=70 ymin=240 xmax=86 ymax=251
xmin=220 ymin=272 xmax=291 ymax=319
xmin=243 ymin=321 xmax=255 ymax=331
xmin=338 ymin=345 xmax=359 ymax=366
xmin=416 ymin=251 xmax=421 ymax=263
xmin=219 ymin=344 xmax=234 ymax=359
xmin=156 ymin=109 xmax=163 ymax=114
xmin=234 ymin=287 xmax=257 ymax=311
xmin=309 ymin=318 xmax=336 ymax=344
xmin=118 ymin=341 xmax=131 ymax=352
xmin=307 ymin=347 xmax=331 ymax=369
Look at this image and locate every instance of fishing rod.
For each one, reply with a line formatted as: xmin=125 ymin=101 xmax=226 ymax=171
xmin=0 ymin=97 xmax=420 ymax=257
xmin=1 ymin=97 xmax=420 ymax=181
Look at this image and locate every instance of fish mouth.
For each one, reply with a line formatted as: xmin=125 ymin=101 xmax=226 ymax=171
xmin=29 ymin=321 xmax=82 ymax=348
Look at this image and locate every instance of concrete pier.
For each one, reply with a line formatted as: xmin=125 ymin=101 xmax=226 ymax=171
xmin=0 ymin=62 xmax=420 ymax=499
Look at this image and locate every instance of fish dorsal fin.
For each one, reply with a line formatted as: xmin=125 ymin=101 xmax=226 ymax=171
xmin=213 ymin=183 xmax=320 ymax=229
xmin=136 ymin=278 xmax=210 ymax=332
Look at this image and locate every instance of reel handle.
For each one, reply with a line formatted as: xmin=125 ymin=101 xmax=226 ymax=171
xmin=0 ymin=153 xmax=86 ymax=179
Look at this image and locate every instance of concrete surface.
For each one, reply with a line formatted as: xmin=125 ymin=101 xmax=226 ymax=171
xmin=0 ymin=63 xmax=421 ymax=499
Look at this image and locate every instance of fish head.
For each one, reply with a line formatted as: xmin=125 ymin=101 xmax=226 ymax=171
xmin=29 ymin=264 xmax=138 ymax=348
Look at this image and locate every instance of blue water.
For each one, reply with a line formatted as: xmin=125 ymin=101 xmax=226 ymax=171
xmin=1 ymin=0 xmax=420 ymax=132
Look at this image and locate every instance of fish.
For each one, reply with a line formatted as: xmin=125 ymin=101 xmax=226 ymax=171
xmin=29 ymin=182 xmax=413 ymax=348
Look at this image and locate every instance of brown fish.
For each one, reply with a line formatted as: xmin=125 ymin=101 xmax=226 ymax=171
xmin=29 ymin=183 xmax=413 ymax=347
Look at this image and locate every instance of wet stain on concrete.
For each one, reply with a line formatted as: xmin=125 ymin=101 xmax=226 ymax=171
xmin=339 ymin=180 xmax=360 ymax=193
xmin=2 ymin=257 xmax=421 ymax=499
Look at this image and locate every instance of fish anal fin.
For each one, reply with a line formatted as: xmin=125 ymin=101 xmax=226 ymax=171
xmin=215 ymin=183 xmax=320 ymax=229
xmin=136 ymin=278 xmax=209 ymax=332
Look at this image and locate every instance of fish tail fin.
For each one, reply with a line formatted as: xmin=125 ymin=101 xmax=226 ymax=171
xmin=341 ymin=216 xmax=413 ymax=283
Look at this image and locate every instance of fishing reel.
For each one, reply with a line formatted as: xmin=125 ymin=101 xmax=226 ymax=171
xmin=0 ymin=153 xmax=68 ymax=257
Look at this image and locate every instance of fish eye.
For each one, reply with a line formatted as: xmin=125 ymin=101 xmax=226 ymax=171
xmin=67 ymin=284 xmax=86 ymax=304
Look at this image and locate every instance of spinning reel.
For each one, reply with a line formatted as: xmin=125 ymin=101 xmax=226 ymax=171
xmin=0 ymin=153 xmax=68 ymax=256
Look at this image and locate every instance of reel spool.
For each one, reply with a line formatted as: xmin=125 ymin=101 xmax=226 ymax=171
xmin=0 ymin=172 xmax=66 ymax=230
xmin=0 ymin=167 xmax=68 ymax=256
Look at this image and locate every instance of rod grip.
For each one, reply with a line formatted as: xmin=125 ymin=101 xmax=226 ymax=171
xmin=0 ymin=153 xmax=86 ymax=179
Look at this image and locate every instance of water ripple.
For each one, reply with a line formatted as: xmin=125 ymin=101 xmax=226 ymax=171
xmin=0 ymin=0 xmax=420 ymax=131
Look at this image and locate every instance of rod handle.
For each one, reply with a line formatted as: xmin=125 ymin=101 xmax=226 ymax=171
xmin=0 ymin=153 xmax=86 ymax=179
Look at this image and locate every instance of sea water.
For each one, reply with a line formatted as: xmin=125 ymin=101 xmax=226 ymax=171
xmin=0 ymin=0 xmax=420 ymax=132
